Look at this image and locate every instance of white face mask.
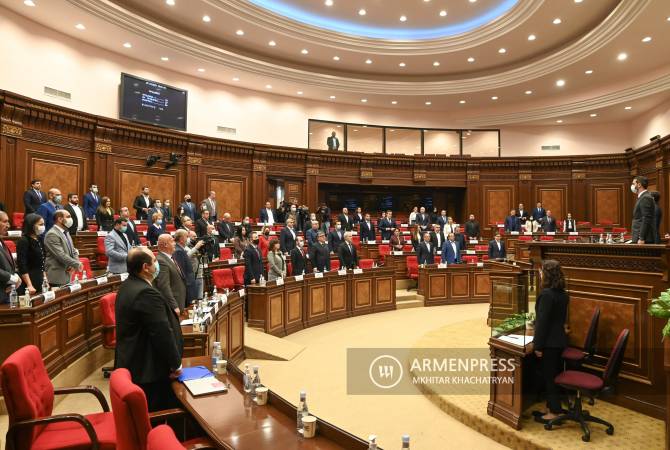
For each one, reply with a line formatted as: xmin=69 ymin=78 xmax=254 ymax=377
xmin=35 ymin=225 xmax=46 ymax=235
xmin=630 ymin=184 xmax=637 ymax=194
xmin=64 ymin=217 xmax=74 ymax=228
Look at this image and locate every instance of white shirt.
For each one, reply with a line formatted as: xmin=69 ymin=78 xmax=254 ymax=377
xmin=265 ymin=208 xmax=275 ymax=225
xmin=289 ymin=227 xmax=296 ymax=239
xmin=70 ymin=203 xmax=84 ymax=231
xmin=638 ymin=189 xmax=647 ymax=199
xmin=435 ymin=234 xmax=442 ymax=247
xmin=496 ymin=240 xmax=501 ymax=251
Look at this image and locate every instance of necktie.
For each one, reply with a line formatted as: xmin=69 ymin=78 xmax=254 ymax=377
xmin=171 ymin=255 xmax=183 ymax=277
xmin=64 ymin=231 xmax=75 ymax=256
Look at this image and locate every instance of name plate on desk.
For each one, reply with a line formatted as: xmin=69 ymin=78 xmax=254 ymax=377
xmin=438 ymin=263 xmax=447 ymax=269
xmin=69 ymin=284 xmax=81 ymax=293
xmin=97 ymin=231 xmax=108 ymax=236
xmin=401 ymin=223 xmax=408 ymax=227
xmin=466 ymin=250 xmax=475 ymax=255
xmin=392 ymin=251 xmax=403 ymax=255
xmin=524 ymin=231 xmax=533 ymax=235
xmin=510 ymin=231 xmax=519 ymax=235
xmin=469 ymin=240 xmax=478 ymax=244
xmin=437 ymin=250 xmax=442 ymax=255
xmin=276 ymin=278 xmax=284 ymax=286
xmin=219 ymin=243 xmax=225 ymax=248
xmin=338 ymin=269 xmax=347 ymax=276
xmin=234 ymin=222 xmax=241 ymax=226
xmin=353 ymin=268 xmax=363 ymax=275
xmin=11 ymin=253 xmax=17 ymax=259
xmin=381 ymin=240 xmax=390 ymax=244
xmin=294 ymin=275 xmax=304 ymax=282
xmin=546 ymin=232 xmax=556 ymax=235
xmin=203 ymin=263 xmax=208 ymax=269
xmin=7 ymin=230 xmax=21 ymax=237
xmin=120 ymin=273 xmax=129 ymax=281
xmin=227 ymin=258 xmax=238 ymax=264
xmin=402 ymin=231 xmax=410 ymax=235
xmin=497 ymin=224 xmax=505 ymax=228
xmin=239 ymin=289 xmax=245 ymax=297
xmin=477 ymin=262 xmax=484 ymax=267
xmin=352 ymin=231 xmax=358 ymax=235
xmin=213 ymin=302 xmax=219 ymax=314
xmin=368 ymin=240 xmax=376 ymax=244
xmin=134 ymin=220 xmax=141 ymax=224
xmin=269 ymin=231 xmax=276 ymax=235
xmin=96 ymin=276 xmax=108 ymax=285
xmin=43 ymin=291 xmax=56 ymax=302
xmin=569 ymin=232 xmax=579 ymax=235
xmin=314 ymin=272 xmax=324 ymax=278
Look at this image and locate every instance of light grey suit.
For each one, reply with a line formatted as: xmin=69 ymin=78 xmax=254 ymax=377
xmin=154 ymin=252 xmax=186 ymax=311
xmin=201 ymin=198 xmax=217 ymax=221
xmin=105 ymin=230 xmax=130 ymax=274
xmin=267 ymin=251 xmax=286 ymax=281
xmin=44 ymin=226 xmax=79 ymax=285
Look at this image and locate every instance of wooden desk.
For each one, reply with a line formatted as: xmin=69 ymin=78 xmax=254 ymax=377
xmin=247 ymin=267 xmax=396 ymax=337
xmin=174 ymin=356 xmax=369 ymax=449
xmin=417 ymin=263 xmax=491 ymax=306
xmin=384 ymin=252 xmax=414 ymax=280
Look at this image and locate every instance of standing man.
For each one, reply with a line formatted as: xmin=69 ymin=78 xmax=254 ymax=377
xmin=430 ymin=224 xmax=444 ymax=251
xmin=36 ymin=188 xmax=63 ymax=233
xmin=83 ymin=184 xmax=100 ymax=220
xmin=44 ymin=210 xmax=82 ymax=286
xmin=328 ymin=221 xmax=344 ymax=253
xmin=353 ymin=207 xmax=364 ymax=225
xmin=541 ymin=210 xmax=557 ymax=233
xmin=133 ymin=186 xmax=153 ymax=221
xmin=195 ymin=210 xmax=212 ymax=238
xmin=517 ymin=203 xmax=529 ymax=224
xmin=291 ymin=236 xmax=307 ymax=276
xmin=327 ymin=131 xmax=340 ymax=151
xmin=562 ymin=213 xmax=576 ymax=233
xmin=532 ymin=202 xmax=546 ymax=222
xmin=305 ymin=221 xmax=320 ymax=248
xmin=259 ymin=201 xmax=276 ymax=225
xmin=201 ymin=191 xmax=217 ymax=222
xmin=115 ymin=247 xmax=183 ymax=412
xmin=337 ymin=232 xmax=358 ymax=269
xmin=464 ymin=214 xmax=481 ymax=239
xmin=380 ymin=210 xmax=396 ymax=241
xmin=453 ymin=225 xmax=466 ymax=250
xmin=180 ymin=194 xmax=196 ymax=221
xmin=280 ymin=218 xmax=297 ymax=254
xmin=64 ymin=194 xmax=88 ymax=234
xmin=119 ymin=207 xmax=141 ymax=246
xmin=309 ymin=232 xmax=331 ymax=272
xmin=318 ymin=203 xmax=331 ymax=233
xmin=504 ymin=209 xmax=521 ymax=232
xmin=217 ymin=212 xmax=235 ymax=243
xmin=155 ymin=234 xmax=186 ymax=315
xmin=173 ymin=229 xmax=198 ymax=307
xmin=0 ymin=211 xmax=22 ymax=303
xmin=360 ymin=213 xmax=375 ymax=242
xmin=488 ymin=233 xmax=506 ymax=260
xmin=105 ymin=218 xmax=131 ymax=274
xmin=339 ymin=208 xmax=352 ymax=231
xmin=416 ymin=207 xmax=430 ymax=231
xmin=441 ymin=233 xmax=462 ymax=264
xmin=243 ymin=231 xmax=263 ymax=285
xmin=437 ymin=210 xmax=449 ymax=230
xmin=23 ymin=179 xmax=46 ymax=214
xmin=631 ymin=175 xmax=656 ymax=244
xmin=417 ymin=232 xmax=435 ymax=266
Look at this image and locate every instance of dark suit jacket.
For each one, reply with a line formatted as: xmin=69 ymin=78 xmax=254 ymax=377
xmin=64 ymin=204 xmax=89 ymax=234
xmin=217 ymin=221 xmax=235 ymax=242
xmin=353 ymin=213 xmax=364 ymax=225
xmin=243 ymin=244 xmax=263 ymax=284
xmin=328 ymin=229 xmax=344 ymax=253
xmin=379 ymin=218 xmax=396 ymax=240
xmin=504 ymin=215 xmax=520 ymax=232
xmin=417 ymin=241 xmax=435 ymax=265
xmin=259 ymin=208 xmax=276 ymax=223
xmin=133 ymin=195 xmax=153 ymax=220
xmin=441 ymin=240 xmax=461 ymax=264
xmin=531 ymin=207 xmax=546 ymax=221
xmin=290 ymin=247 xmax=307 ymax=276
xmin=541 ymin=216 xmax=557 ymax=233
xmin=115 ymin=275 xmax=182 ymax=385
xmin=180 ymin=201 xmax=196 ymax=221
xmin=359 ymin=221 xmax=375 ymax=241
xmin=195 ymin=218 xmax=211 ymax=238
xmin=83 ymin=192 xmax=99 ymax=219
xmin=429 ymin=231 xmax=445 ymax=250
xmin=0 ymin=239 xmax=17 ymax=304
xmin=464 ymin=220 xmax=480 ymax=238
xmin=305 ymin=228 xmax=319 ymax=247
xmin=23 ymin=189 xmax=45 ymax=214
xmin=174 ymin=245 xmax=196 ymax=306
xmin=488 ymin=240 xmax=506 ymax=259
xmin=563 ymin=219 xmax=577 ymax=232
xmin=437 ymin=216 xmax=449 ymax=229
xmin=337 ymin=241 xmax=358 ymax=269
xmin=534 ymin=288 xmax=569 ymax=351
xmin=125 ymin=220 xmax=141 ymax=246
xmin=655 ymin=204 xmax=663 ymax=244
xmin=147 ymin=224 xmax=163 ymax=246
xmin=309 ymin=242 xmax=331 ymax=272
xmin=154 ymin=252 xmax=186 ymax=311
xmin=415 ymin=213 xmax=430 ymax=229
xmin=516 ymin=210 xmax=529 ymax=222
xmin=454 ymin=233 xmax=465 ymax=250
xmin=632 ymin=191 xmax=656 ymax=243
xmin=327 ymin=136 xmax=340 ymax=151
xmin=279 ymin=227 xmax=297 ymax=253
xmin=338 ymin=214 xmax=353 ymax=231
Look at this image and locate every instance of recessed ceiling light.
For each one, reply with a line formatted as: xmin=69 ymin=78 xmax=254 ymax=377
xmin=556 ymin=119 xmax=563 ymax=123
xmin=268 ymin=40 xmax=276 ymax=46
xmin=525 ymin=90 xmax=533 ymax=95
xmin=469 ymin=0 xmax=477 ymax=3
xmin=459 ymin=100 xmax=466 ymax=104
xmin=325 ymin=0 xmax=333 ymax=5
xmin=361 ymin=98 xmax=368 ymax=103
xmin=301 ymin=49 xmax=309 ymax=54
xmin=642 ymin=36 xmax=652 ymax=43
xmin=232 ymin=76 xmax=239 ymax=80
xmin=23 ymin=0 xmax=35 ymax=6
xmin=365 ymin=59 xmax=373 ymax=64
xmin=166 ymin=0 xmax=175 ymax=5
xmin=574 ymin=0 xmax=583 ymax=3
xmin=425 ymin=101 xmax=432 ymax=105
xmin=202 ymin=15 xmax=211 ymax=22
xmin=589 ymin=113 xmax=597 ymax=117
xmin=584 ymin=69 xmax=593 ymax=74
xmin=265 ymin=84 xmax=272 ymax=89
xmin=160 ymin=56 xmax=169 ymax=61
xmin=297 ymin=91 xmax=303 ymax=95
xmin=433 ymin=61 xmax=440 ymax=67
xmin=399 ymin=62 xmax=406 ymax=67
xmin=553 ymin=18 xmax=562 ymax=24
xmin=439 ymin=10 xmax=447 ymax=17
xmin=467 ymin=57 xmax=475 ymax=63
xmin=491 ymin=96 xmax=498 ymax=100
xmin=667 ymin=16 xmax=670 ymax=21
xmin=400 ymin=15 xmax=407 ymax=22
xmin=391 ymin=100 xmax=398 ymax=104
xmin=123 ymin=42 xmax=132 ymax=48
xmin=75 ymin=23 xmax=86 ymax=30
xmin=236 ymin=30 xmax=244 ymax=36
xmin=197 ymin=68 xmax=205 ymax=72
xmin=498 ymin=48 xmax=506 ymax=54
xmin=358 ymin=8 xmax=366 ymax=16
xmin=329 ymin=95 xmax=336 ymax=99
xmin=528 ymin=34 xmax=536 ymax=41
xmin=617 ymin=52 xmax=628 ymax=61
xmin=624 ymin=106 xmax=632 ymax=110
xmin=556 ymin=79 xmax=566 ymax=87
xmin=333 ymin=56 xmax=340 ymax=61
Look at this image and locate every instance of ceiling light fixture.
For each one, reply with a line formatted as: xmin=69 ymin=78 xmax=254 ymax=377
xmin=498 ymin=48 xmax=506 ymax=54
xmin=202 ymin=15 xmax=211 ymax=22
xmin=399 ymin=62 xmax=406 ymax=67
xmin=325 ymin=0 xmax=333 ymax=5
xmin=161 ymin=56 xmax=169 ymax=61
xmin=123 ymin=42 xmax=132 ymax=48
xmin=467 ymin=57 xmax=475 ymax=63
xmin=391 ymin=100 xmax=398 ymax=104
xmin=556 ymin=120 xmax=563 ymax=123
xmin=528 ymin=34 xmax=536 ymax=41
xmin=459 ymin=100 xmax=466 ymax=104
xmin=585 ymin=69 xmax=593 ymax=74
xmin=617 ymin=52 xmax=628 ymax=61
xmin=425 ymin=101 xmax=432 ymax=105
xmin=491 ymin=96 xmax=498 ymax=100
xmin=525 ymin=90 xmax=533 ymax=94
xmin=433 ymin=61 xmax=440 ymax=67
xmin=556 ymin=79 xmax=566 ymax=87
xmin=75 ymin=23 xmax=86 ymax=30
xmin=236 ymin=30 xmax=244 ymax=36
xmin=297 ymin=91 xmax=303 ymax=95
xmin=268 ymin=40 xmax=276 ymax=46
xmin=232 ymin=76 xmax=239 ymax=80
xmin=553 ymin=18 xmax=562 ymax=24
xmin=400 ymin=15 xmax=407 ymax=22
xmin=166 ymin=0 xmax=175 ymax=5
xmin=23 ymin=0 xmax=35 ymax=6
xmin=642 ymin=36 xmax=652 ymax=43
xmin=624 ymin=106 xmax=632 ymax=110
xmin=265 ymin=84 xmax=272 ymax=89
xmin=469 ymin=0 xmax=477 ymax=3
xmin=198 ymin=68 xmax=206 ymax=72
xmin=361 ymin=98 xmax=368 ymax=103
xmin=365 ymin=59 xmax=372 ymax=64
xmin=329 ymin=95 xmax=336 ymax=99
xmin=301 ymin=49 xmax=309 ymax=54
xmin=333 ymin=56 xmax=340 ymax=61
xmin=574 ymin=0 xmax=583 ymax=3
xmin=590 ymin=113 xmax=598 ymax=117
xmin=439 ymin=10 xmax=447 ymax=17
xmin=358 ymin=8 xmax=366 ymax=16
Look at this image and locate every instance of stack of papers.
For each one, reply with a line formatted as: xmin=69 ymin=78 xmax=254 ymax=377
xmin=178 ymin=366 xmax=228 ymax=396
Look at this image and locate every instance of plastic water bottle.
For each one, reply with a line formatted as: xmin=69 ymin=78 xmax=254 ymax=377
xmin=296 ymin=391 xmax=309 ymax=435
xmin=251 ymin=366 xmax=261 ymax=399
xmin=82 ymin=271 xmax=88 ymax=282
xmin=212 ymin=286 xmax=218 ymax=301
xmin=9 ymin=286 xmax=18 ymax=309
xmin=211 ymin=342 xmax=222 ymax=370
xmin=42 ymin=277 xmax=50 ymax=295
xmin=368 ymin=435 xmax=378 ymax=450
xmin=243 ymin=364 xmax=252 ymax=393
xmin=401 ymin=434 xmax=410 ymax=449
xmin=73 ymin=274 xmax=79 ymax=285
xmin=260 ymin=274 xmax=266 ymax=287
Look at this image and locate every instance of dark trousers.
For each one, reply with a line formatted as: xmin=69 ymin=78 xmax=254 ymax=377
xmin=541 ymin=347 xmax=564 ymax=413
xmin=138 ymin=379 xmax=180 ymax=412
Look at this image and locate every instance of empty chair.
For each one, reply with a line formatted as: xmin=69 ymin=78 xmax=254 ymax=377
xmin=402 ymin=244 xmax=414 ymax=252
xmin=358 ymin=258 xmax=374 ymax=269
xmin=100 ymin=293 xmax=117 ymax=378
xmin=147 ymin=425 xmax=186 ymax=450
xmin=378 ymin=244 xmax=390 ymax=264
xmin=219 ymin=246 xmax=233 ymax=260
xmin=351 ymin=235 xmax=361 ymax=248
xmin=481 ymin=255 xmax=490 ymax=261
xmin=96 ymin=236 xmax=108 ymax=267
xmin=165 ymin=223 xmax=176 ymax=232
xmin=135 ymin=223 xmax=148 ymax=233
xmin=232 ymin=265 xmax=245 ymax=289
xmin=89 ymin=223 xmax=99 ymax=232
xmin=591 ymin=227 xmax=605 ymax=233
xmin=12 ymin=212 xmax=24 ymax=230
xmin=1 ymin=345 xmax=116 ymax=450
xmin=139 ymin=236 xmax=148 ymax=245
xmin=475 ymin=245 xmax=488 ymax=251
xmin=71 ymin=257 xmax=93 ymax=282
xmin=462 ymin=255 xmax=478 ymax=264
xmin=330 ymin=259 xmax=340 ymax=271
xmin=540 ymin=236 xmax=555 ymax=241
xmin=406 ymin=255 xmax=419 ymax=280
xmin=563 ymin=307 xmax=600 ymax=367
xmin=567 ymin=236 xmax=579 ymax=242
xmin=519 ymin=235 xmax=533 ymax=241
xmin=212 ymin=268 xmax=235 ymax=291
xmin=611 ymin=227 xmax=627 ymax=233
xmin=287 ymin=262 xmax=293 ymax=277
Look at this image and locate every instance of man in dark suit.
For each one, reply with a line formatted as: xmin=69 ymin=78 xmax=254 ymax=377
xmin=337 ymin=232 xmax=358 ymax=269
xmin=133 ymin=186 xmax=153 ymax=220
xmin=441 ymin=233 xmax=461 ymax=264
xmin=352 ymin=207 xmax=364 ymax=225
xmin=504 ymin=209 xmax=521 ymax=232
xmin=280 ymin=217 xmax=297 ymax=254
xmin=338 ymin=208 xmax=352 ymax=231
xmin=305 ymin=220 xmax=320 ymax=247
xmin=83 ymin=184 xmax=100 ymax=220
xmin=290 ymin=237 xmax=307 ymax=276
xmin=155 ymin=234 xmax=187 ymax=314
xmin=541 ymin=210 xmax=557 ymax=232
xmin=437 ymin=210 xmax=449 ymax=229
xmin=359 ymin=213 xmax=375 ymax=242
xmin=180 ymin=194 xmax=196 ymax=221
xmin=328 ymin=221 xmax=344 ymax=253
xmin=379 ymin=211 xmax=396 ymax=240
xmin=631 ymin=175 xmax=656 ymax=244
xmin=174 ymin=229 xmax=198 ymax=307
xmin=259 ymin=201 xmax=277 ymax=225
xmin=309 ymin=232 xmax=331 ymax=272
xmin=217 ymin=213 xmax=235 ymax=243
xmin=532 ymin=202 xmax=546 ymax=222
xmin=415 ymin=207 xmax=430 ymax=231
xmin=327 ymin=131 xmax=340 ymax=151
xmin=115 ymin=247 xmax=182 ymax=412
xmin=64 ymin=194 xmax=88 ymax=234
xmin=243 ymin=232 xmax=264 ymax=285
xmin=119 ymin=207 xmax=141 ymax=246
xmin=23 ymin=179 xmax=46 ymax=214
xmin=464 ymin=214 xmax=481 ymax=239
xmin=195 ymin=210 xmax=213 ymax=238
xmin=562 ymin=213 xmax=576 ymax=232
xmin=516 ymin=203 xmax=529 ymax=224
xmin=429 ymin=224 xmax=445 ymax=251
xmin=453 ymin=225 xmax=466 ymax=250
xmin=488 ymin=233 xmax=506 ymax=260
xmin=0 ymin=212 xmax=21 ymax=303
xmin=417 ymin=232 xmax=435 ymax=265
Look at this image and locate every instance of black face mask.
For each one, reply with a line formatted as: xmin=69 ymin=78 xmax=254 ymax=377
xmin=185 ymin=199 xmax=191 ymax=202
xmin=264 ymin=231 xmax=270 ymax=236
xmin=253 ymin=239 xmax=260 ymax=245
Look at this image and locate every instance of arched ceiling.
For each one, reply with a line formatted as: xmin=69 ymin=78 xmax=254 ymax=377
xmin=5 ymin=0 xmax=670 ymax=126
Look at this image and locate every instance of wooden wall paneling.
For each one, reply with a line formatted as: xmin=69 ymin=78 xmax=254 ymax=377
xmin=285 ymin=180 xmax=303 ymax=205
xmin=483 ymin=185 xmax=515 ymax=225
xmin=465 ymin=165 xmax=480 ymax=222
xmin=24 ymin=142 xmax=89 ymax=201
xmin=228 ymin=300 xmax=245 ymax=361
xmin=536 ymin=185 xmax=568 ymax=220
xmin=251 ymin=152 xmax=267 ymax=216
xmin=208 ymin=176 xmax=247 ymax=219
xmin=590 ymin=184 xmax=623 ymax=226
xmin=518 ymin=165 xmax=532 ymax=208
xmin=116 ymin=166 xmax=179 ymax=215
xmin=571 ymin=170 xmax=587 ymax=224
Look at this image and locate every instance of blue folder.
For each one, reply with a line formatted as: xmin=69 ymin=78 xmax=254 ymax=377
xmin=178 ymin=366 xmax=213 ymax=382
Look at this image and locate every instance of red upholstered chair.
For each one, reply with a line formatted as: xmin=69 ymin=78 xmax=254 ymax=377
xmin=1 ymin=345 xmax=115 ymax=450
xmin=351 ymin=235 xmax=360 ymax=249
xmin=70 ymin=257 xmax=93 ymax=282
xmin=359 ymin=258 xmax=374 ymax=269
xmin=219 ymin=246 xmax=233 ymax=260
xmin=402 ymin=244 xmax=414 ymax=252
xmin=96 ymin=236 xmax=108 ymax=267
xmin=599 ymin=219 xmax=613 ymax=226
xmin=136 ymin=224 xmax=148 ymax=233
xmin=406 ymin=255 xmax=419 ymax=280
xmin=611 ymin=227 xmax=627 ymax=233
xmin=577 ymin=221 xmax=591 ymax=227
xmin=148 ymin=425 xmax=186 ymax=450
xmin=563 ymin=307 xmax=600 ymax=368
xmin=4 ymin=239 xmax=16 ymax=254
xmin=100 ymin=293 xmax=117 ymax=378
xmin=540 ymin=236 xmax=555 ymax=241
xmin=330 ymin=260 xmax=340 ymax=271
xmin=591 ymin=227 xmax=605 ymax=233
xmin=12 ymin=212 xmax=24 ymax=230
xmin=139 ymin=236 xmax=148 ymax=246
xmin=89 ymin=224 xmax=99 ymax=232
xmin=378 ymin=244 xmax=390 ymax=264
xmin=481 ymin=255 xmax=490 ymax=261
xmin=567 ymin=236 xmax=579 ymax=242
xmin=475 ymin=245 xmax=488 ymax=251
xmin=232 ymin=265 xmax=245 ymax=289
xmin=211 ymin=268 xmax=235 ymax=291
xmin=518 ymin=235 xmax=533 ymax=242
xmin=165 ymin=223 xmax=176 ymax=232
xmin=287 ymin=262 xmax=293 ymax=276
xmin=462 ymin=255 xmax=478 ymax=264
xmin=545 ymin=329 xmax=629 ymax=442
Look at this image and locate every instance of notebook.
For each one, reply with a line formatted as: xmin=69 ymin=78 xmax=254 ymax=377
xmin=183 ymin=377 xmax=228 ymax=396
xmin=177 ymin=366 xmax=212 ymax=382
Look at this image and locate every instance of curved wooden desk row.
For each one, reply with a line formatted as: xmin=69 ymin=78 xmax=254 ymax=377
xmin=247 ymin=267 xmax=396 ymax=337
xmin=175 ymin=356 xmax=370 ymax=450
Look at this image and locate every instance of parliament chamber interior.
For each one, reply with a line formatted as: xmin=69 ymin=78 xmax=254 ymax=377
xmin=2 ymin=0 xmax=670 ymax=449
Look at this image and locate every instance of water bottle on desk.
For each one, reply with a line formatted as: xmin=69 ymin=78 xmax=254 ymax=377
xmin=259 ymin=274 xmax=266 ymax=287
xmin=243 ymin=364 xmax=252 ymax=393
xmin=212 ymin=286 xmax=218 ymax=301
xmin=251 ymin=366 xmax=261 ymax=399
xmin=82 ymin=270 xmax=88 ymax=282
xmin=211 ymin=342 xmax=222 ymax=371
xmin=296 ymin=390 xmax=309 ymax=435
xmin=42 ymin=277 xmax=50 ymax=296
xmin=9 ymin=286 xmax=18 ymax=309
xmin=368 ymin=435 xmax=378 ymax=449
xmin=401 ymin=434 xmax=410 ymax=449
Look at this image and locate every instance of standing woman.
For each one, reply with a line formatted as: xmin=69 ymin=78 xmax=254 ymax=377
xmin=390 ymin=228 xmax=405 ymax=251
xmin=233 ymin=225 xmax=249 ymax=258
xmin=147 ymin=212 xmax=163 ymax=246
xmin=95 ymin=196 xmax=115 ymax=231
xmin=266 ymin=239 xmax=286 ymax=281
xmin=410 ymin=224 xmax=422 ymax=251
xmin=258 ymin=226 xmax=271 ymax=258
xmin=533 ymin=259 xmax=570 ymax=424
xmin=409 ymin=206 xmax=418 ymax=225
xmin=16 ymin=213 xmax=46 ymax=295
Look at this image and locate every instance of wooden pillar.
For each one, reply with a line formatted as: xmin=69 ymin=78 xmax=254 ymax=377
xmin=465 ymin=163 xmax=480 ymax=221
xmin=305 ymin=156 xmax=319 ymax=209
xmin=518 ymin=163 xmax=532 ymax=208
xmin=92 ymin=125 xmax=113 ymax=201
xmin=571 ymin=169 xmax=587 ymax=224
xmin=251 ymin=151 xmax=267 ymax=217
xmin=655 ymin=147 xmax=667 ymax=237
xmin=186 ymin=142 xmax=204 ymax=201
xmin=1 ymin=100 xmax=25 ymax=214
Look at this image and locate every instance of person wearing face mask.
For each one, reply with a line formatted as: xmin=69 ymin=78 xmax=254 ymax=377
xmin=95 ymin=196 xmax=115 ymax=232
xmin=16 ymin=213 xmax=46 ymax=295
xmin=115 ymin=246 xmax=183 ymax=412
xmin=147 ymin=199 xmax=165 ymax=230
xmin=180 ymin=194 xmax=196 ymax=221
xmin=0 ymin=211 xmax=22 ymax=303
xmin=105 ymin=218 xmax=132 ymax=274
xmin=64 ymin=193 xmax=88 ymax=234
xmin=562 ymin=213 xmax=576 ymax=233
xmin=44 ymin=210 xmax=82 ymax=286
xmin=36 ymin=188 xmax=63 ymax=233
xmin=147 ymin=212 xmax=164 ymax=246
xmin=163 ymin=199 xmax=173 ymax=224
xmin=631 ymin=175 xmax=656 ymax=244
xmin=83 ymin=184 xmax=100 ymax=220
xmin=120 ymin=206 xmax=141 ymax=246
xmin=259 ymin=226 xmax=271 ymax=258
xmin=217 ymin=212 xmax=235 ymax=243
xmin=280 ymin=218 xmax=297 ymax=254
xmin=285 ymin=204 xmax=298 ymax=227
xmin=328 ymin=221 xmax=344 ymax=254
xmin=241 ymin=216 xmax=253 ymax=237
xmin=243 ymin=231 xmax=264 ymax=286
xmin=133 ymin=186 xmax=153 ymax=221
xmin=266 ymin=239 xmax=286 ymax=281
xmin=233 ymin=225 xmax=250 ymax=259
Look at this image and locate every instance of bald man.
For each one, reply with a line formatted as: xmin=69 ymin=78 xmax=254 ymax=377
xmin=36 ymin=188 xmax=63 ymax=233
xmin=154 ymin=234 xmax=186 ymax=314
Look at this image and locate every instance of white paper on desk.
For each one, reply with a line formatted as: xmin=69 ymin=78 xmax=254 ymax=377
xmin=134 ymin=220 xmax=140 ymax=225
xmin=7 ymin=230 xmax=21 ymax=237
xmin=569 ymin=232 xmax=579 ymax=236
xmin=183 ymin=377 xmax=228 ymax=396
xmin=120 ymin=273 xmax=129 ymax=281
xmin=227 ymin=258 xmax=238 ymax=264
xmin=276 ymin=278 xmax=284 ymax=286
xmin=353 ymin=268 xmax=363 ymax=275
xmin=338 ymin=269 xmax=347 ymax=276
xmin=469 ymin=240 xmax=478 ymax=244
xmin=314 ymin=272 xmax=324 ymax=278
xmin=180 ymin=319 xmax=194 ymax=326
xmin=466 ymin=250 xmax=475 ymax=255
xmin=546 ymin=231 xmax=556 ymax=235
xmin=97 ymin=231 xmax=108 ymax=236
xmin=402 ymin=231 xmax=410 ymax=235
xmin=69 ymin=284 xmax=81 ymax=293
xmin=234 ymin=222 xmax=241 ymax=226
xmin=239 ymin=289 xmax=245 ymax=297
xmin=524 ymin=231 xmax=533 ymax=235
xmin=43 ymin=291 xmax=56 ymax=302
xmin=96 ymin=276 xmax=108 ymax=285
xmin=381 ymin=240 xmax=390 ymax=243
xmin=219 ymin=243 xmax=226 ymax=248
xmin=269 ymin=231 xmax=276 ymax=235
xmin=352 ymin=231 xmax=358 ymax=235
xmin=436 ymin=251 xmax=442 ymax=255
xmin=202 ymin=306 xmax=213 ymax=313
xmin=510 ymin=231 xmax=519 ymax=235
xmin=294 ymin=275 xmax=304 ymax=282
xmin=437 ymin=263 xmax=447 ymax=269
xmin=477 ymin=262 xmax=484 ymax=268
xmin=392 ymin=251 xmax=403 ymax=255
xmin=498 ymin=334 xmax=533 ymax=346
xmin=401 ymin=223 xmax=408 ymax=227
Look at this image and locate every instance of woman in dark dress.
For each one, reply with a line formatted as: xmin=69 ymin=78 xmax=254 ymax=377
xmin=16 ymin=213 xmax=46 ymax=295
xmin=410 ymin=224 xmax=422 ymax=251
xmin=95 ymin=196 xmax=115 ymax=231
xmin=147 ymin=211 xmax=164 ymax=246
xmin=533 ymin=259 xmax=570 ymax=423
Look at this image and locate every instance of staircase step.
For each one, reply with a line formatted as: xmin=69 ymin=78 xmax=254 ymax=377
xmin=396 ymin=298 xmax=424 ymax=309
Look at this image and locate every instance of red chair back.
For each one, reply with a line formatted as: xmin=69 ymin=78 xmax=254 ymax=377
xmin=219 ymin=247 xmax=233 ymax=260
xmin=518 ymin=235 xmax=533 ymax=241
xmin=139 ymin=236 xmax=148 ymax=245
xmin=481 ymin=255 xmax=490 ymax=261
xmin=463 ymin=255 xmax=478 ymax=264
xmin=12 ymin=212 xmax=24 ymax=229
xmin=89 ymin=224 xmax=99 ymax=232
xmin=232 ymin=265 xmax=245 ymax=288
xmin=287 ymin=262 xmax=293 ymax=277
xmin=0 ymin=345 xmax=55 ymax=449
xmin=110 ymin=368 xmax=152 ymax=450
xmin=212 ymin=268 xmax=235 ymax=291
xmin=402 ymin=244 xmax=413 ymax=252
xmin=147 ymin=425 xmax=185 ymax=450
xmin=474 ymin=245 xmax=488 ymax=251
xmin=359 ymin=259 xmax=374 ymax=269
xmin=351 ymin=235 xmax=361 ymax=249
xmin=540 ymin=235 xmax=555 ymax=241
xmin=165 ymin=224 xmax=176 ymax=232
xmin=378 ymin=245 xmax=390 ymax=256
xmin=591 ymin=227 xmax=605 ymax=233
xmin=330 ymin=260 xmax=340 ymax=271
xmin=567 ymin=236 xmax=578 ymax=241
xmin=406 ymin=255 xmax=419 ymax=280
xmin=612 ymin=227 xmax=627 ymax=233
xmin=71 ymin=257 xmax=93 ymax=282
xmin=3 ymin=239 xmax=16 ymax=254
xmin=136 ymin=224 xmax=148 ymax=233
xmin=100 ymin=293 xmax=117 ymax=349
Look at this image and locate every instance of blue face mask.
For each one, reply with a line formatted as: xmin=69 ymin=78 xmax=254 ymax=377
xmin=120 ymin=226 xmax=128 ymax=233
xmin=152 ymin=260 xmax=160 ymax=280
xmin=156 ymin=219 xmax=163 ymax=225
